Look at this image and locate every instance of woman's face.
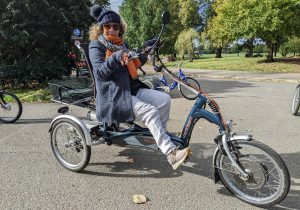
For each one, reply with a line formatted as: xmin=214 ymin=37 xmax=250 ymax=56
xmin=103 ymin=23 xmax=120 ymax=37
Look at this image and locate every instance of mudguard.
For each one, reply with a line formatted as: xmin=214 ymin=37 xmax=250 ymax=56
xmin=49 ymin=114 xmax=93 ymax=146
xmin=212 ymin=134 xmax=253 ymax=183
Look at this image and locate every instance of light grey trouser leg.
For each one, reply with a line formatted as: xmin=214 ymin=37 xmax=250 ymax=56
xmin=132 ymin=89 xmax=176 ymax=155
xmin=136 ymin=88 xmax=171 ymax=129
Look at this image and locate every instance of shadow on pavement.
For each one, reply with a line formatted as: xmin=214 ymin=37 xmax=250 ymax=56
xmin=82 ymin=143 xmax=299 ymax=209
xmin=12 ymin=118 xmax=53 ymax=124
xmin=168 ymin=79 xmax=257 ymax=99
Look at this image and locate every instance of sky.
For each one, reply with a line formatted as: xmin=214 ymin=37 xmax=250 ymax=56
xmin=110 ymin=0 xmax=123 ymax=12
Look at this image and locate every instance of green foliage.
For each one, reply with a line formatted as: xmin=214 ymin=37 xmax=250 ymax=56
xmin=178 ymin=0 xmax=201 ymax=29
xmin=6 ymin=88 xmax=52 ymax=102
xmin=120 ymin=0 xmax=202 ymax=53
xmin=0 ymin=0 xmax=109 ymax=84
xmin=280 ymin=37 xmax=300 ymax=57
xmin=175 ymin=28 xmax=200 ymax=60
xmin=204 ymin=0 xmax=300 ymax=61
xmin=120 ymin=0 xmax=169 ymax=50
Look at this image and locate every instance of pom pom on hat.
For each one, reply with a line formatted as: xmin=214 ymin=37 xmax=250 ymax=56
xmin=89 ymin=5 xmax=121 ymax=25
xmin=90 ymin=5 xmax=103 ymax=21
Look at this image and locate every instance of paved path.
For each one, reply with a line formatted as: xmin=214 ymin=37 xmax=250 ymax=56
xmin=0 ymin=78 xmax=299 ymax=209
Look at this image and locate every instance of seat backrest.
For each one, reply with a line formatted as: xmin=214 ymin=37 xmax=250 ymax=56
xmin=77 ymin=43 xmax=96 ymax=97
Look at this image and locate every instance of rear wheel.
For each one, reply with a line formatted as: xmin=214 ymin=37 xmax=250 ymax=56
xmin=291 ymin=86 xmax=300 ymax=115
xmin=216 ymin=140 xmax=290 ymax=207
xmin=0 ymin=92 xmax=22 ymax=123
xmin=179 ymin=77 xmax=200 ymax=100
xmin=50 ymin=118 xmax=91 ymax=172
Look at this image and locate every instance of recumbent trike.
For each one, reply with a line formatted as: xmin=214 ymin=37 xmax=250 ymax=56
xmin=48 ymin=11 xmax=290 ymax=208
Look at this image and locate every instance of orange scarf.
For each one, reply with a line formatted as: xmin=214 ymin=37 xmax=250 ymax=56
xmin=105 ymin=35 xmax=141 ymax=80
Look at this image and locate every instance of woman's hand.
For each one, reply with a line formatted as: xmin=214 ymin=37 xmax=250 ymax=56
xmin=120 ymin=52 xmax=129 ymax=66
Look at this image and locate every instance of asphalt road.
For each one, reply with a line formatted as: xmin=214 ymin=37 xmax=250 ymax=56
xmin=0 ymin=78 xmax=299 ymax=210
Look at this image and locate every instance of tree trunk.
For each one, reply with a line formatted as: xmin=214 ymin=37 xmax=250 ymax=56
xmin=215 ymin=47 xmax=222 ymax=58
xmin=274 ymin=44 xmax=277 ymax=57
xmin=267 ymin=43 xmax=275 ymax=62
xmin=249 ymin=38 xmax=254 ymax=57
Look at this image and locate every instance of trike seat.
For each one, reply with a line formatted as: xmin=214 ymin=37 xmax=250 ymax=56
xmin=48 ymin=77 xmax=95 ymax=108
xmin=48 ymin=43 xmax=96 ymax=109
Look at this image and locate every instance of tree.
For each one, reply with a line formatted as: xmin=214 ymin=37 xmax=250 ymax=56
xmin=204 ymin=0 xmax=234 ymax=58
xmin=0 ymin=0 xmax=109 ymax=85
xmin=175 ymin=28 xmax=200 ymax=60
xmin=120 ymin=0 xmax=203 ymax=54
xmin=280 ymin=37 xmax=300 ymax=57
xmin=205 ymin=0 xmax=300 ymax=62
xmin=120 ymin=0 xmax=185 ymax=54
xmin=178 ymin=0 xmax=201 ymax=29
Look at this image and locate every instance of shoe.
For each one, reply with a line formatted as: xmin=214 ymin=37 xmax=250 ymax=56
xmin=167 ymin=147 xmax=192 ymax=170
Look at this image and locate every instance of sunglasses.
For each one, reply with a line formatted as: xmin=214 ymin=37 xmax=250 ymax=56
xmin=103 ymin=23 xmax=120 ymax=31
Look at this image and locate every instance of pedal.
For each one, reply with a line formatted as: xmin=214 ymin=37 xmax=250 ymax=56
xmin=184 ymin=148 xmax=193 ymax=163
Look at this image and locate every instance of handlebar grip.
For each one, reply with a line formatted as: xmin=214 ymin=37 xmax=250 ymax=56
xmin=154 ymin=65 xmax=163 ymax=72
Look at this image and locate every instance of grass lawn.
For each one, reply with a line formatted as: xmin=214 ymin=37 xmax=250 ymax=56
xmin=165 ymin=54 xmax=300 ymax=73
xmin=7 ymin=88 xmax=52 ymax=103
xmin=3 ymin=54 xmax=300 ymax=103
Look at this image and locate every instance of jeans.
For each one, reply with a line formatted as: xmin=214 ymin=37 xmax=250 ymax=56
xmin=132 ymin=88 xmax=176 ymax=155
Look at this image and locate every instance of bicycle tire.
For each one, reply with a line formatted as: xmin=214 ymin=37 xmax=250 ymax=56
xmin=0 ymin=91 xmax=23 ymax=123
xmin=178 ymin=77 xmax=200 ymax=100
xmin=216 ymin=140 xmax=290 ymax=207
xmin=50 ymin=118 xmax=91 ymax=172
xmin=291 ymin=86 xmax=300 ymax=115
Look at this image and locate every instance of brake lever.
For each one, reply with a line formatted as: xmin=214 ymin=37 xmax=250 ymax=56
xmin=127 ymin=51 xmax=140 ymax=61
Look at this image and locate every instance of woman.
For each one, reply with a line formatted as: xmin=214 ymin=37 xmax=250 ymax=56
xmin=88 ymin=5 xmax=190 ymax=170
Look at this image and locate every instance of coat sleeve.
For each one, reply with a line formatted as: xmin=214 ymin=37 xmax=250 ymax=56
xmin=89 ymin=40 xmax=123 ymax=79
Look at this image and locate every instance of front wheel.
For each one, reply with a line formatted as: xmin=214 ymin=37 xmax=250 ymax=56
xmin=216 ymin=140 xmax=290 ymax=207
xmin=178 ymin=77 xmax=200 ymax=100
xmin=0 ymin=91 xmax=23 ymax=123
xmin=50 ymin=118 xmax=91 ymax=172
xmin=291 ymin=86 xmax=300 ymax=115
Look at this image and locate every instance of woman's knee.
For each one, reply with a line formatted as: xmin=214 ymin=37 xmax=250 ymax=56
xmin=162 ymin=93 xmax=171 ymax=108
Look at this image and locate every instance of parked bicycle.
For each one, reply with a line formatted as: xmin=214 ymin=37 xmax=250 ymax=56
xmin=143 ymin=63 xmax=200 ymax=100
xmin=0 ymin=89 xmax=22 ymax=123
xmin=49 ymin=11 xmax=290 ymax=208
xmin=291 ymin=84 xmax=300 ymax=115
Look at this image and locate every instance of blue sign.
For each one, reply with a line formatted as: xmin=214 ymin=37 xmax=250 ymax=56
xmin=73 ymin=28 xmax=81 ymax=36
xmin=71 ymin=28 xmax=84 ymax=40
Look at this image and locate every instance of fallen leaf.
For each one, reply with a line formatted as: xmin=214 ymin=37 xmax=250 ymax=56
xmin=133 ymin=195 xmax=147 ymax=204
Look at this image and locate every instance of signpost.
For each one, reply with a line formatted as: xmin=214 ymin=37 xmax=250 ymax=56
xmin=70 ymin=28 xmax=89 ymax=78
xmin=71 ymin=28 xmax=84 ymax=40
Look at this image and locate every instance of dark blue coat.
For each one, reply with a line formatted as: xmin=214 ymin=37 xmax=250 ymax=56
xmin=89 ymin=40 xmax=147 ymax=123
